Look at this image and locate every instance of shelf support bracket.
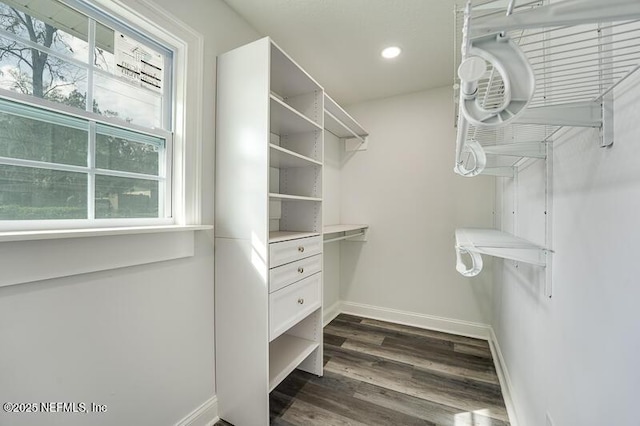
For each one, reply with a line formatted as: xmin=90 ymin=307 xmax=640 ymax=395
xmin=345 ymin=136 xmax=368 ymax=152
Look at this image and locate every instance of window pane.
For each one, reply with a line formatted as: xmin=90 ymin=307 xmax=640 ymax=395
xmin=0 ymin=0 xmax=90 ymax=62
xmin=94 ymin=22 xmax=115 ymax=73
xmin=95 ymin=175 xmax=159 ymax=218
xmin=0 ymin=36 xmax=88 ymax=106
xmin=96 ymin=132 xmax=160 ymax=175
xmin=0 ymin=164 xmax=87 ymax=219
xmin=93 ymin=73 xmax=162 ymax=128
xmin=0 ymin=110 xmax=87 ymax=166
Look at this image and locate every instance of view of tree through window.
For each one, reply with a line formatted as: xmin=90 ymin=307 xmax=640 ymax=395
xmin=0 ymin=0 xmax=171 ymax=223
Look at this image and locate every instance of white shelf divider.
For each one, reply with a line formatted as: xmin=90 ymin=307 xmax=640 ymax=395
xmin=269 ymin=334 xmax=319 ymax=392
xmin=323 ymin=224 xmax=368 ymax=243
xmin=455 ymin=228 xmax=550 ymax=277
xmin=269 ymin=144 xmax=322 ymax=168
xmin=270 ymin=95 xmax=322 ymax=135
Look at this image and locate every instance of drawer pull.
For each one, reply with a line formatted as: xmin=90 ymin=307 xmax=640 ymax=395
xmin=297 ymin=267 xmax=304 ymax=274
xmin=297 ymin=298 xmax=305 ymax=305
xmin=298 ymin=246 xmax=305 ymax=253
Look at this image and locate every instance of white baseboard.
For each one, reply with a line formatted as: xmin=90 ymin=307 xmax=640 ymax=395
xmin=338 ymin=301 xmax=491 ymax=340
xmin=175 ymin=396 xmax=218 ymax=426
xmin=323 ymin=301 xmax=342 ymax=326
xmin=489 ymin=328 xmax=520 ymax=426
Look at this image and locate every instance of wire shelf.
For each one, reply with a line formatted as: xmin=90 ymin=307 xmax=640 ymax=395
xmin=453 ymin=0 xmax=640 ymax=176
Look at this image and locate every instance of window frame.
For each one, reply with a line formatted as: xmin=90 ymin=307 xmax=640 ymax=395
xmin=0 ymin=0 xmax=203 ymax=234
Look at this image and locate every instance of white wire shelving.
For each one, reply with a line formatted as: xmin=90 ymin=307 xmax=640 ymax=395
xmin=454 ymin=0 xmax=640 ymax=177
xmin=452 ymin=0 xmax=640 ymax=283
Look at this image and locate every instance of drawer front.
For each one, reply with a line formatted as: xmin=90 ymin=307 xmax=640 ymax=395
xmin=269 ymin=254 xmax=322 ymax=293
xmin=269 ymin=236 xmax=322 ymax=268
xmin=269 ymin=272 xmax=321 ymax=341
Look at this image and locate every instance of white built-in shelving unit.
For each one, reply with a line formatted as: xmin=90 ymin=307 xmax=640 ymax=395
xmin=215 ymin=37 xmax=324 ymax=426
xmin=452 ymin=0 xmax=640 ymax=294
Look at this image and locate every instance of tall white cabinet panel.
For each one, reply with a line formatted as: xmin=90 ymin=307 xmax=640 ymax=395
xmin=215 ymin=37 xmax=324 ymax=426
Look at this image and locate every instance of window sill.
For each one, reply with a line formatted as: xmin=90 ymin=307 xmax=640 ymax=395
xmin=0 ymin=225 xmax=213 ymax=288
xmin=0 ymin=224 xmax=213 ymax=243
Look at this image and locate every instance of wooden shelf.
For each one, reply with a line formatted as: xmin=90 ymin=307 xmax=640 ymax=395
xmin=269 ymin=334 xmax=319 ymax=392
xmin=270 ymin=95 xmax=321 ymax=136
xmin=323 ymin=94 xmax=367 ymax=139
xmin=269 ymin=193 xmax=322 ymax=202
xmin=269 ymin=144 xmax=322 ymax=168
xmin=269 ymin=231 xmax=320 ymax=243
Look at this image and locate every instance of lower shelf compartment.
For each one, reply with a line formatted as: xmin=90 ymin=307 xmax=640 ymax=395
xmin=455 ymin=228 xmax=550 ymax=277
xmin=269 ymin=334 xmax=319 ymax=392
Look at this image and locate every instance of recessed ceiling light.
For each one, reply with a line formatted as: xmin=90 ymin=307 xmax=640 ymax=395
xmin=381 ymin=46 xmax=401 ymax=59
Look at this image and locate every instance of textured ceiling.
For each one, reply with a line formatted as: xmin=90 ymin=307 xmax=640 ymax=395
xmin=223 ymin=0 xmax=461 ymax=105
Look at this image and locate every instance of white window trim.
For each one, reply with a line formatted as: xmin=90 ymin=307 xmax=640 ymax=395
xmin=0 ymin=0 xmax=210 ymax=288
xmin=0 ymin=0 xmax=206 ymax=240
xmin=83 ymin=0 xmax=206 ymax=226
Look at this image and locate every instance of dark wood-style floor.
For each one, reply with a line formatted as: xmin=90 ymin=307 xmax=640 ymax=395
xmin=217 ymin=314 xmax=510 ymax=426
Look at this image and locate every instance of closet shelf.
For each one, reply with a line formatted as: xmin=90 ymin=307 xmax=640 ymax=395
xmin=269 ymin=193 xmax=322 ymax=202
xmin=323 ymin=93 xmax=368 ymax=151
xmin=270 ymin=144 xmax=322 ymax=168
xmin=324 ymin=94 xmax=368 ymax=138
xmin=323 ymin=224 xmax=368 ymax=244
xmin=269 ymin=231 xmax=320 ymax=243
xmin=270 ymin=95 xmax=322 ymax=136
xmin=455 ymin=228 xmax=550 ymax=277
xmin=269 ymin=334 xmax=319 ymax=392
xmin=453 ymin=0 xmax=640 ymax=177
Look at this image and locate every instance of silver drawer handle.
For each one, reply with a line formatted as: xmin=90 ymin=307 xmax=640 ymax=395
xmin=297 ymin=298 xmax=304 ymax=305
xmin=298 ymin=246 xmax=305 ymax=253
xmin=297 ymin=267 xmax=304 ymax=274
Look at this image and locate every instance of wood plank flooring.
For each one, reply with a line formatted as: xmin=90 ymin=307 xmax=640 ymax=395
xmin=217 ymin=314 xmax=510 ymax=426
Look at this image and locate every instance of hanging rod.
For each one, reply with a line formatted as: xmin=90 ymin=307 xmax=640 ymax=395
xmin=323 ymin=231 xmax=365 ymax=244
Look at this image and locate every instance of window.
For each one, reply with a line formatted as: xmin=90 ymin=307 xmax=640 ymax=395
xmin=0 ymin=0 xmax=175 ymax=229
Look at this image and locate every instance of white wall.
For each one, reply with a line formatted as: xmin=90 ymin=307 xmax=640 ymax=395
xmin=336 ymin=87 xmax=495 ymax=327
xmin=492 ymin=72 xmax=640 ymax=426
xmin=0 ymin=2 xmax=259 ymax=425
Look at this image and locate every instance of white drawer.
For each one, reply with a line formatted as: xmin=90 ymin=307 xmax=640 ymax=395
xmin=269 ymin=235 xmax=321 ymax=268
xmin=269 ymin=272 xmax=321 ymax=341
xmin=269 ymin=254 xmax=322 ymax=293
